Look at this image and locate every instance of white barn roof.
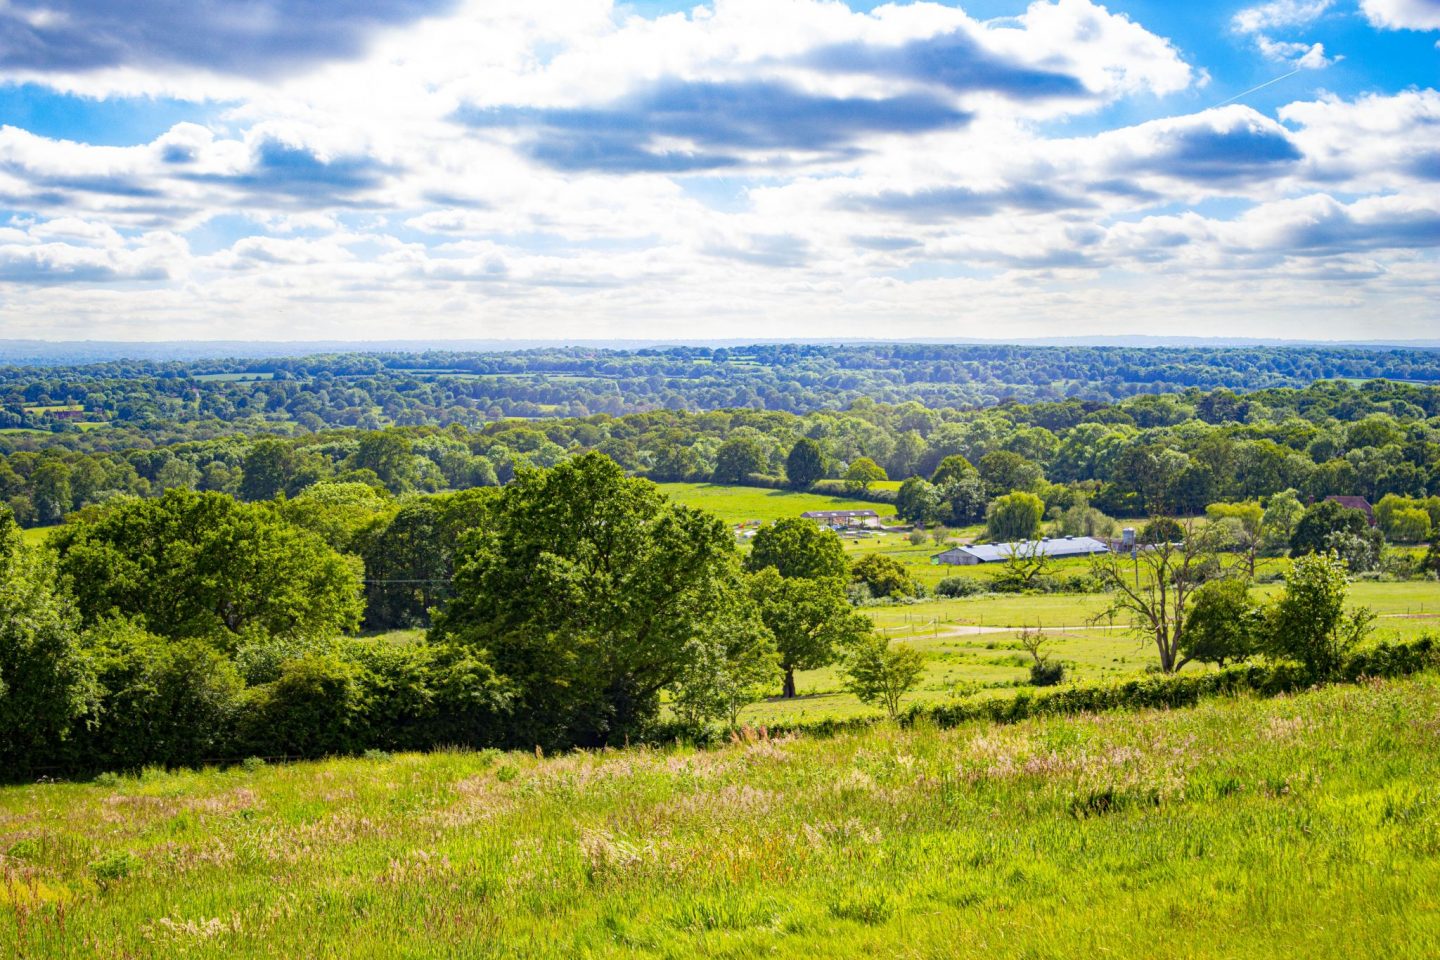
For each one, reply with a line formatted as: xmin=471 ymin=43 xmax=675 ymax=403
xmin=945 ymin=536 xmax=1111 ymax=563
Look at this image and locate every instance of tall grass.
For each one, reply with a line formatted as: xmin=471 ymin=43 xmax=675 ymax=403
xmin=4 ymin=674 xmax=1439 ymax=958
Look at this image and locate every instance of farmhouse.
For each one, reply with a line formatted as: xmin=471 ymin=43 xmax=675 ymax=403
xmin=1325 ymin=495 xmax=1377 ymax=527
xmin=931 ymin=536 xmax=1113 ymax=565
xmin=801 ymin=509 xmax=881 ymax=529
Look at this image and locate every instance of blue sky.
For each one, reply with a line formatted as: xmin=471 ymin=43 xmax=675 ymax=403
xmin=0 ymin=0 xmax=1436 ymax=341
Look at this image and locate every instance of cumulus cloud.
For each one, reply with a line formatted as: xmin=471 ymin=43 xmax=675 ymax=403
xmin=1232 ymin=0 xmax=1333 ymax=34
xmin=458 ymin=79 xmax=971 ymax=173
xmin=0 ymin=1 xmax=1432 ymax=341
xmin=1255 ymin=37 xmax=1340 ymax=68
xmin=0 ymin=0 xmax=456 ymax=77
xmin=803 ymin=29 xmax=1087 ymax=99
xmin=1360 ymin=0 xmax=1440 ymax=30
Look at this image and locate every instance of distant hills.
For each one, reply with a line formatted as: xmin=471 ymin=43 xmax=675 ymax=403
xmin=3 ymin=336 xmax=1439 ymax=366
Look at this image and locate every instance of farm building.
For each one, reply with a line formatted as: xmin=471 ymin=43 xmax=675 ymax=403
xmin=931 ymin=536 xmax=1113 ymax=565
xmin=1325 ymin=495 xmax=1376 ymax=527
xmin=801 ymin=509 xmax=881 ymax=529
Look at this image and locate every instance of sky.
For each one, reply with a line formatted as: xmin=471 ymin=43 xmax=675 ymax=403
xmin=0 ymin=0 xmax=1437 ymax=343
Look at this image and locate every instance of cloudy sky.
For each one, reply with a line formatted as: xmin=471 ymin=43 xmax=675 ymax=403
xmin=0 ymin=0 xmax=1437 ymax=342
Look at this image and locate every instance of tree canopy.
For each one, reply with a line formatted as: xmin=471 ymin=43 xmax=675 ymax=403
xmin=53 ymin=490 xmax=363 ymax=646
xmin=431 ymin=453 xmax=771 ymax=749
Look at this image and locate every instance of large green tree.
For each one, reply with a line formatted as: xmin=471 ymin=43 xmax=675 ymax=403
xmin=1290 ymin=500 xmax=1370 ymax=557
xmin=743 ymin=517 xmax=849 ymax=581
xmin=785 ymin=438 xmax=825 ymax=490
xmin=748 ymin=567 xmax=870 ymax=698
xmin=0 ymin=506 xmax=95 ymax=776
xmin=985 ymin=491 xmax=1045 ymax=542
xmin=53 ymin=490 xmax=363 ymax=647
xmin=431 ymin=453 xmax=770 ymax=749
xmin=844 ymin=457 xmax=887 ymax=492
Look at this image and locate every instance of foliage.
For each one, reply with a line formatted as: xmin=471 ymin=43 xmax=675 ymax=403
xmin=784 ymin=438 xmax=825 ymax=489
xmin=1019 ymin=626 xmax=1065 ymax=687
xmin=841 ymin=634 xmax=925 ymax=718
xmin=1139 ymin=516 xmax=1184 ymax=544
xmin=1181 ymin=578 xmax=1261 ymax=667
xmin=239 ymin=652 xmax=371 ymax=758
xmin=1265 ymin=552 xmax=1375 ymax=680
xmin=850 ymin=553 xmax=919 ymax=599
xmin=0 ymin=505 xmax=95 ymax=776
xmin=748 ymin=568 xmax=871 ymax=698
xmin=76 ymin=618 xmax=244 ymax=771
xmin=990 ymin=542 xmax=1057 ymax=593
xmin=53 ymin=490 xmax=363 ymax=647
xmin=743 ymin=517 xmax=849 ymax=581
xmin=712 ymin=436 xmax=768 ymax=483
xmin=929 ymin=454 xmax=974 ymax=486
xmin=985 ymin=491 xmax=1044 ymax=542
xmin=1291 ymin=500 xmax=1371 ymax=557
xmin=843 ymin=457 xmax=887 ymax=492
xmin=431 ymin=453 xmax=767 ymax=749
xmin=1092 ymin=519 xmax=1220 ymax=673
xmin=935 ymin=575 xmax=986 ymax=598
xmin=895 ymin=476 xmax=941 ymax=525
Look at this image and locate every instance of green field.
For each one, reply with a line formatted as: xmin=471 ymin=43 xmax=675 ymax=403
xmin=20 ymin=404 xmax=83 ymax=414
xmin=743 ymin=581 xmax=1440 ymax=724
xmin=658 ymin=483 xmax=897 ymax=527
xmin=19 ymin=525 xmax=58 ymax=547
xmin=4 ymin=675 xmax=1439 ymax=958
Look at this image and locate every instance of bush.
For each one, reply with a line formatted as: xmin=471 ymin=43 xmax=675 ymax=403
xmin=851 ymin=553 xmax=919 ymax=599
xmin=1030 ymin=660 xmax=1065 ymax=687
xmin=72 ymin=619 xmax=244 ymax=772
xmin=239 ymin=653 xmax=370 ymax=758
xmin=935 ymin=576 xmax=986 ymax=598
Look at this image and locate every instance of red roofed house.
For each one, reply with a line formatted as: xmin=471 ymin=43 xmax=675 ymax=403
xmin=1325 ymin=495 xmax=1376 ymax=527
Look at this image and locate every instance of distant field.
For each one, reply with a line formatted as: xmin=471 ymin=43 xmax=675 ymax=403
xmin=19 ymin=525 xmax=58 ymax=547
xmin=21 ymin=404 xmax=83 ymax=414
xmin=657 ymin=482 xmax=898 ymax=526
xmin=3 ymin=675 xmax=1438 ymax=958
xmin=745 ymin=580 xmax=1440 ymax=724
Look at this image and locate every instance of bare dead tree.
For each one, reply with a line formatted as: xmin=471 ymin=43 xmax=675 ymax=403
xmin=1090 ymin=518 xmax=1223 ymax=673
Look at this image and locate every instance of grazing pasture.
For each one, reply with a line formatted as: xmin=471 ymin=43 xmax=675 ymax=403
xmin=3 ymin=675 xmax=1438 ymax=958
xmin=744 ymin=581 xmax=1440 ymax=724
xmin=658 ymin=482 xmax=897 ymax=526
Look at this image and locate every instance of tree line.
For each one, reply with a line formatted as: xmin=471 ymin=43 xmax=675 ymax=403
xmin=5 ymin=446 xmax=1431 ymax=779
xmin=0 ymin=455 xmax=928 ymax=777
xmin=1 ymin=378 xmax=1436 ymax=545
xmin=5 ymin=343 xmax=1440 ymax=451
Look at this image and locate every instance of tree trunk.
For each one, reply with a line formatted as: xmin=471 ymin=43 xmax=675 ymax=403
xmin=783 ymin=667 xmax=797 ymax=699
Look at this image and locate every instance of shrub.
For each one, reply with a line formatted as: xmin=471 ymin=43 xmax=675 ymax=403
xmin=1030 ymin=660 xmax=1065 ymax=687
xmin=935 ymin=576 xmax=986 ymax=598
xmin=851 ymin=553 xmax=919 ymax=599
xmin=239 ymin=653 xmax=370 ymax=758
xmin=1265 ymin=552 xmax=1374 ymax=680
xmin=90 ymin=850 xmax=139 ymax=886
xmin=842 ymin=634 xmax=926 ymax=719
xmin=73 ymin=619 xmax=244 ymax=772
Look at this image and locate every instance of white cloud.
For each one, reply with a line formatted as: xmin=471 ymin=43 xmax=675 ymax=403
xmin=0 ymin=1 xmax=1432 ymax=341
xmin=1232 ymin=0 xmax=1332 ymax=34
xmin=1360 ymin=0 xmax=1440 ymax=30
xmin=1256 ymin=37 xmax=1340 ymax=67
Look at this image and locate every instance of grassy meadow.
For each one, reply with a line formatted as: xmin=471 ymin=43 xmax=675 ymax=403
xmin=741 ymin=581 xmax=1440 ymax=725
xmin=4 ymin=675 xmax=1439 ymax=958
xmin=656 ymin=482 xmax=897 ymax=526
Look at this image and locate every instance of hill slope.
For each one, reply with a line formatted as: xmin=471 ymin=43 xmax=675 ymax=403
xmin=3 ymin=676 xmax=1440 ymax=958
